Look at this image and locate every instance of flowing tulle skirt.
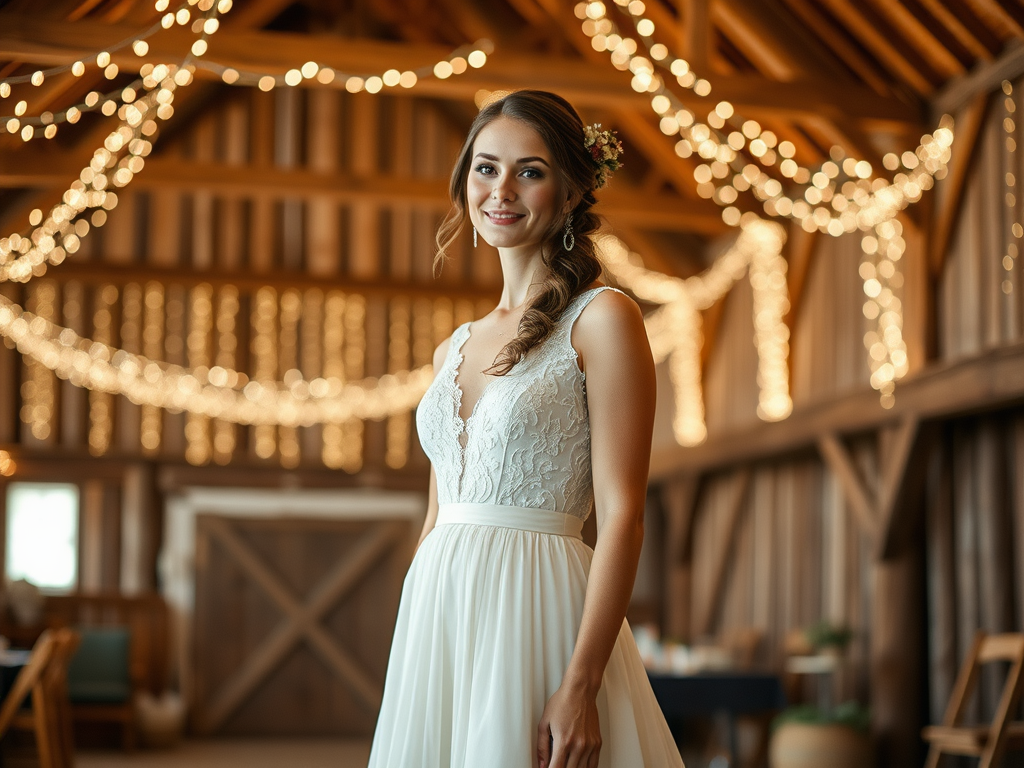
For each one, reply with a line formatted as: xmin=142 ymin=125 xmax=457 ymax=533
xmin=366 ymin=502 xmax=684 ymax=768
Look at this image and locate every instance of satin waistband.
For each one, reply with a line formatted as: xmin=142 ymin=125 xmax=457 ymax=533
xmin=435 ymin=502 xmax=584 ymax=540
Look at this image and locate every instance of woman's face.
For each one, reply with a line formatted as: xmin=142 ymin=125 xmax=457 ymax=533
xmin=466 ymin=116 xmax=566 ymax=253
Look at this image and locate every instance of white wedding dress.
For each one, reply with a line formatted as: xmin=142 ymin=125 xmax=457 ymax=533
xmin=367 ymin=286 xmax=684 ymax=767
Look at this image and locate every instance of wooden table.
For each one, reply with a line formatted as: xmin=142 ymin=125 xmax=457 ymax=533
xmin=647 ymin=670 xmax=787 ymax=767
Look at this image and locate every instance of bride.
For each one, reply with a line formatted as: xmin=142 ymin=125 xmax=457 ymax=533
xmin=367 ymin=90 xmax=684 ymax=768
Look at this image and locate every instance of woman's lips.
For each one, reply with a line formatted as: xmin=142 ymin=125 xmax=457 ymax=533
xmin=484 ymin=211 xmax=526 ymax=225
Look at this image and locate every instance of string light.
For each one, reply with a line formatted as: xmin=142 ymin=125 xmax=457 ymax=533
xmin=1004 ymin=80 xmax=1018 ymax=296
xmin=575 ymin=1 xmax=955 ymax=237
xmin=598 ymin=217 xmax=790 ymax=444
xmin=205 ymin=40 xmax=492 ymax=94
xmin=0 ymin=291 xmax=433 ymax=428
xmin=861 ymin=220 xmax=908 ymax=408
xmin=0 ymin=0 xmax=225 ymax=141
xmin=0 ymin=450 xmax=16 ymax=477
xmin=87 ymin=284 xmax=118 ymax=455
xmin=386 ymin=297 xmax=412 ymax=469
xmin=0 ymin=72 xmax=180 ymax=283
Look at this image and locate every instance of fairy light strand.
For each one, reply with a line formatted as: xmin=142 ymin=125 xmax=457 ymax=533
xmin=575 ymin=1 xmax=955 ymax=239
xmin=598 ymin=217 xmax=790 ymax=444
xmin=0 ymin=0 xmax=227 ymax=140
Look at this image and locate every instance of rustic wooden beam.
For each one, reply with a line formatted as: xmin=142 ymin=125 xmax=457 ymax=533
xmin=0 ymin=13 xmax=923 ymax=125
xmin=649 ymin=340 xmax=1024 ymax=477
xmin=681 ymin=0 xmax=710 ymax=74
xmin=932 ymin=38 xmax=1024 ymax=118
xmin=817 ymin=432 xmax=879 ymax=541
xmin=21 ymin=260 xmax=501 ymax=299
xmin=697 ymin=467 xmax=751 ymax=637
xmin=779 ymin=0 xmax=894 ymax=96
xmin=928 ymin=95 xmax=989 ymax=277
xmin=816 ymin=0 xmax=938 ymax=96
xmin=0 ymin=154 xmax=728 ymax=234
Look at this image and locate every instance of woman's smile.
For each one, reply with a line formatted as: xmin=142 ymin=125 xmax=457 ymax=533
xmin=484 ymin=210 xmax=527 ymax=225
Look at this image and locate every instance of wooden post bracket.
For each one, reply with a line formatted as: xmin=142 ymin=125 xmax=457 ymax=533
xmin=817 ymin=414 xmax=925 ymax=560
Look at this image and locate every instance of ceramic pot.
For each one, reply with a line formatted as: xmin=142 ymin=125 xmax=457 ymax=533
xmin=770 ymin=722 xmax=872 ymax=768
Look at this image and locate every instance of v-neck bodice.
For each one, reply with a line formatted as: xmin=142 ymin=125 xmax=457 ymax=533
xmin=414 ymin=286 xmax=623 ymax=520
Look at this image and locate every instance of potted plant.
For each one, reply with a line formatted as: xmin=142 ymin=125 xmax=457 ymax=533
xmin=769 ymin=701 xmax=872 ymax=768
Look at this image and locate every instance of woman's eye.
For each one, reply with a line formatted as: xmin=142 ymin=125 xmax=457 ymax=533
xmin=521 ymin=167 xmax=543 ymax=179
xmin=474 ymin=164 xmax=495 ymax=175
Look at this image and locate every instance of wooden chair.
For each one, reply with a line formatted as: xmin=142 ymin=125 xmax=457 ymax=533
xmin=15 ymin=628 xmax=81 ymax=768
xmin=923 ymin=631 xmax=1024 ymax=768
xmin=0 ymin=630 xmax=59 ymax=768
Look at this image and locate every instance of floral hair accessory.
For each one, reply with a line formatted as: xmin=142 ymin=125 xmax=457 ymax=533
xmin=584 ymin=123 xmax=624 ymax=189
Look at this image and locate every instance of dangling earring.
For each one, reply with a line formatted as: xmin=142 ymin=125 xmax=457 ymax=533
xmin=473 ymin=226 xmax=478 ymax=247
xmin=562 ymin=212 xmax=575 ymax=252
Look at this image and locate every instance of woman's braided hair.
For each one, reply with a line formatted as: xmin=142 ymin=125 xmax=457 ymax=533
xmin=434 ymin=90 xmax=616 ymax=376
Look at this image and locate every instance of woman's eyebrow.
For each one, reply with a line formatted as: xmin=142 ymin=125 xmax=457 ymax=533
xmin=474 ymin=152 xmax=551 ymax=167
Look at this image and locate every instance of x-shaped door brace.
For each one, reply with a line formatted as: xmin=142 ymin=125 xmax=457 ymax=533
xmin=197 ymin=516 xmax=405 ymax=733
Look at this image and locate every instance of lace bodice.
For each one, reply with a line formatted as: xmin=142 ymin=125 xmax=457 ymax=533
xmin=415 ymin=286 xmax=624 ymax=520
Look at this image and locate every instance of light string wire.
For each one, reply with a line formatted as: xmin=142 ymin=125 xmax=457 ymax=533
xmin=597 ymin=216 xmax=789 ymax=444
xmin=0 ymin=290 xmax=434 ymax=427
xmin=0 ymin=221 xmax=783 ymax=438
xmin=1 ymin=4 xmax=491 ymax=135
xmin=576 ymin=1 xmax=955 ymax=237
xmin=576 ymin=0 xmax=959 ymax=406
xmin=0 ymin=0 xmax=228 ymax=137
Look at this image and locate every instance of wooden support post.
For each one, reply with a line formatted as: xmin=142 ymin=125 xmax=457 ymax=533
xmin=871 ymin=544 xmax=926 ymax=768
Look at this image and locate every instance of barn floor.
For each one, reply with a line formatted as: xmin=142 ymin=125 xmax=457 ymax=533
xmin=76 ymin=739 xmax=373 ymax=768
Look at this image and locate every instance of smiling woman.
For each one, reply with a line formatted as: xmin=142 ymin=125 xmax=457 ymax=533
xmin=368 ymin=90 xmax=682 ymax=768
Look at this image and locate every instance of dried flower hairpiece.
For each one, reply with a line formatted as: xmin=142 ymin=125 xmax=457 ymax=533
xmin=583 ymin=124 xmax=624 ymax=189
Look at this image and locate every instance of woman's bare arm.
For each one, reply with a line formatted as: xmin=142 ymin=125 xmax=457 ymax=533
xmin=537 ymin=289 xmax=656 ymax=768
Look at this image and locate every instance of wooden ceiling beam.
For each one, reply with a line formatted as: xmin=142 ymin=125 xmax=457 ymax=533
xmin=0 ymin=13 xmax=922 ymax=125
xmin=649 ymin=340 xmax=1024 ymax=478
xmin=862 ymin=0 xmax=966 ymax=80
xmin=932 ymin=38 xmax=1024 ymax=118
xmin=16 ymin=260 xmax=503 ymax=300
xmin=779 ymin=0 xmax=894 ymax=95
xmin=816 ymin=0 xmax=939 ymax=96
xmin=908 ymin=0 xmax=996 ymax=62
xmin=0 ymin=154 xmax=729 ymax=234
xmin=680 ymin=0 xmax=710 ymax=74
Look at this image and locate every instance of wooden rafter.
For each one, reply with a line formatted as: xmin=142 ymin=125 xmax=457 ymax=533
xmin=863 ymin=0 xmax=966 ymax=80
xmin=0 ymin=154 xmax=729 ymax=234
xmin=816 ymin=0 xmax=940 ymax=95
xmin=14 ymin=260 xmax=503 ymax=299
xmin=0 ymin=13 xmax=922 ymax=125
xmin=780 ymin=0 xmax=897 ymax=95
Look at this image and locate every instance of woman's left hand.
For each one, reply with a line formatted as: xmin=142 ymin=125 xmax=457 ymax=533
xmin=536 ymin=682 xmax=602 ymax=768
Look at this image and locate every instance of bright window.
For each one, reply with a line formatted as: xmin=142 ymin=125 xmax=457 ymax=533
xmin=5 ymin=482 xmax=79 ymax=592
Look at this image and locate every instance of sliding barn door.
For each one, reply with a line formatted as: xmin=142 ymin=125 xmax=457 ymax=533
xmin=191 ymin=514 xmax=413 ymax=736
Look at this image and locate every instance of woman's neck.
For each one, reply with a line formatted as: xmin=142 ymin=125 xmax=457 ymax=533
xmin=495 ymin=245 xmax=551 ymax=311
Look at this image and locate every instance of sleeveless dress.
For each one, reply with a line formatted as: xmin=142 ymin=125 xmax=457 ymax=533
xmin=366 ymin=286 xmax=684 ymax=767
